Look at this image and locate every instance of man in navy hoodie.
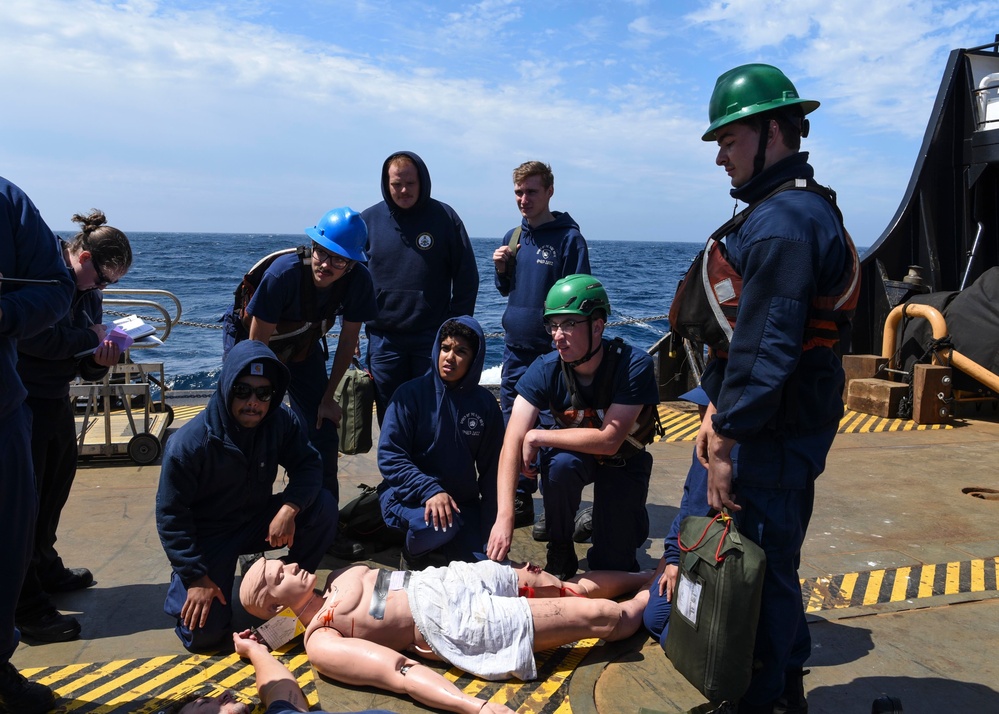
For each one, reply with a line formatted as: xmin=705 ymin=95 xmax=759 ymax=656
xmin=361 ymin=152 xmax=479 ymax=424
xmin=377 ymin=316 xmax=503 ymax=568
xmin=0 ymin=175 xmax=75 ymax=714
xmin=493 ymin=161 xmax=590 ymax=530
xmin=155 ymin=340 xmax=338 ymax=652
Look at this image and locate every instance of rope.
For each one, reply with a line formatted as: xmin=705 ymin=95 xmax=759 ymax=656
xmin=102 ymin=309 xmax=673 ymax=338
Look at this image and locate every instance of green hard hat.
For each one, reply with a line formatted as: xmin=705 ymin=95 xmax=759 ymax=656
xmin=702 ymin=63 xmax=819 ymax=142
xmin=544 ymin=274 xmax=611 ymax=318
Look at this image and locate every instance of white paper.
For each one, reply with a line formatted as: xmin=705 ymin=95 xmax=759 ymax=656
xmin=675 ymin=571 xmax=703 ymax=626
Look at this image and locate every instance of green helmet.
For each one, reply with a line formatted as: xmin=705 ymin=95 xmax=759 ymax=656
xmin=544 ymin=274 xmax=611 ymax=319
xmin=702 ymin=63 xmax=819 ymax=142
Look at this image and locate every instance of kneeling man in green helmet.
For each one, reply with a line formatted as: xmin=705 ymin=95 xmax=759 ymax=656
xmin=486 ymin=274 xmax=660 ymax=579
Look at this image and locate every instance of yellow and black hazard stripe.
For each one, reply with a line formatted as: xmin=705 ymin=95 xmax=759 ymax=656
xmin=438 ymin=638 xmax=597 ymax=713
xmin=19 ymin=646 xmax=316 ymax=714
xmin=653 ymin=405 xmax=953 ymax=443
xmin=801 ymin=556 xmax=999 ymax=612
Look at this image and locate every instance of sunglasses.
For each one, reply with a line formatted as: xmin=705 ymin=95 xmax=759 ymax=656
xmin=231 ymin=382 xmax=274 ymax=402
xmin=91 ymin=255 xmax=117 ymax=287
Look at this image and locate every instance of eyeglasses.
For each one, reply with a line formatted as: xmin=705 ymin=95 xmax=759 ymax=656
xmin=543 ymin=317 xmax=588 ymax=336
xmin=231 ymin=382 xmax=274 ymax=402
xmin=312 ymin=244 xmax=350 ymax=270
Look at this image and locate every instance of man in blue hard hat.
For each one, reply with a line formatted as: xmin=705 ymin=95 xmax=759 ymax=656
xmin=671 ymin=63 xmax=860 ymax=713
xmin=222 ymin=207 xmax=377 ymax=560
xmin=0 ymin=175 xmax=75 ymax=714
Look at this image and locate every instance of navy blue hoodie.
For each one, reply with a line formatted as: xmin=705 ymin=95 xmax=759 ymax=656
xmin=361 ymin=152 xmax=479 ymax=334
xmin=155 ymin=340 xmax=322 ymax=584
xmin=0 ymin=177 xmax=75 ymax=418
xmin=377 ymin=316 xmax=502 ymax=519
xmin=17 ymin=244 xmax=112 ymax=399
xmin=495 ymin=211 xmax=589 ymax=351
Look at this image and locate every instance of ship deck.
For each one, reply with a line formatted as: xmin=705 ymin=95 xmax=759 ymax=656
xmin=11 ymin=398 xmax=999 ymax=713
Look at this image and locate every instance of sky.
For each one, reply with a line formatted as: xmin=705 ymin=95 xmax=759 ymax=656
xmin=0 ymin=0 xmax=994 ymax=245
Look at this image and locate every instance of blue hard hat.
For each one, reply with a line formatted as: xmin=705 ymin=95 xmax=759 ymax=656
xmin=305 ymin=207 xmax=368 ymax=262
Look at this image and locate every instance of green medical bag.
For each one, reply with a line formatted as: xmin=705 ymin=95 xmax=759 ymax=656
xmin=334 ymin=359 xmax=374 ymax=455
xmin=664 ymin=512 xmax=767 ymax=703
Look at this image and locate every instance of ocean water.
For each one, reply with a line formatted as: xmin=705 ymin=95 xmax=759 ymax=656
xmin=108 ymin=234 xmax=701 ymax=391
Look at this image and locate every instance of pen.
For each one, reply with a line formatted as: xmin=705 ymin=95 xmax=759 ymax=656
xmin=0 ymin=276 xmax=64 ymax=285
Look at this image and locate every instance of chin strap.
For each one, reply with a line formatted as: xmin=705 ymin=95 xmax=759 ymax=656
xmin=563 ymin=321 xmax=601 ymax=368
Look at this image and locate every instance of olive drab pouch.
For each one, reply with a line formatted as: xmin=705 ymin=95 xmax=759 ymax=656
xmin=334 ymin=358 xmax=375 ymax=455
xmin=664 ymin=511 xmax=766 ymax=703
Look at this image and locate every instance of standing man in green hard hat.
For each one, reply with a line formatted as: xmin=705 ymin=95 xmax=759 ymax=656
xmin=671 ymin=64 xmax=859 ymax=712
xmin=486 ymin=274 xmax=661 ymax=580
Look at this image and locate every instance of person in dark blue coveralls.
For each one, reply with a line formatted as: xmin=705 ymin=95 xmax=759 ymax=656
xmin=695 ymin=65 xmax=858 ymax=713
xmin=492 ymin=161 xmax=590 ymax=531
xmin=163 ymin=630 xmax=392 ymax=714
xmin=643 ymin=387 xmax=710 ymax=644
xmin=224 ymin=207 xmax=376 ymax=560
xmin=361 ymin=151 xmax=478 ymax=424
xmin=486 ymin=275 xmax=660 ymax=580
xmin=0 ymin=175 xmax=75 ymax=714
xmin=377 ymin=316 xmax=503 ymax=569
xmin=15 ymin=210 xmax=132 ymax=645
xmin=156 ymin=340 xmax=338 ymax=652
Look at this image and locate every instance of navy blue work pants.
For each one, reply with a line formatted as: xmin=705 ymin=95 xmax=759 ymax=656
xmin=0 ymin=404 xmax=38 ymax=663
xmin=501 ymin=344 xmax=553 ymax=497
xmin=286 ymin=347 xmax=340 ymax=501
xmin=16 ymin=395 xmax=78 ymax=619
xmin=732 ymin=427 xmax=834 ymax=707
xmin=643 ymin=450 xmax=710 ymax=642
xmin=365 ymin=328 xmax=435 ymax=425
xmin=163 ymin=489 xmax=338 ymax=652
xmin=389 ymin=500 xmax=490 ymax=562
xmin=540 ymin=449 xmax=651 ymax=571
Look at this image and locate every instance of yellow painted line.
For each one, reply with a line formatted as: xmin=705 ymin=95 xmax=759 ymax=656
xmin=891 ymin=566 xmax=912 ymax=602
xmin=863 ymin=569 xmax=885 ymax=606
xmin=918 ymin=564 xmax=936 ymax=599
xmin=836 ymin=572 xmax=858 ymax=607
xmin=51 ymin=658 xmax=135 ymax=698
xmin=971 ymin=559 xmax=985 ymax=592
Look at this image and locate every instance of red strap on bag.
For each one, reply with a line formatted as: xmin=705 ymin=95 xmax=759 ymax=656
xmin=677 ymin=512 xmax=733 ymax=563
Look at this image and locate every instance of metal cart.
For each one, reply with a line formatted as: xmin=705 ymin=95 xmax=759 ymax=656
xmin=71 ymin=289 xmax=182 ymax=465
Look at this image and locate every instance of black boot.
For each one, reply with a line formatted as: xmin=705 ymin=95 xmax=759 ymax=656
xmin=773 ymin=667 xmax=809 ymax=714
xmin=0 ymin=662 xmax=56 ymax=714
xmin=544 ymin=541 xmax=578 ymax=580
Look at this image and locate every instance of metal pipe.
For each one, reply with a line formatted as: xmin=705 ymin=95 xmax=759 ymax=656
xmin=959 ymin=222 xmax=985 ymax=290
xmin=881 ymin=302 xmax=999 ymax=392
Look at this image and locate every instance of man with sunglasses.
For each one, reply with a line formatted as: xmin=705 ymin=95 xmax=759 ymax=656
xmin=222 ymin=207 xmax=376 ymax=560
xmin=486 ymin=274 xmax=659 ymax=580
xmin=156 ymin=339 xmax=338 ymax=652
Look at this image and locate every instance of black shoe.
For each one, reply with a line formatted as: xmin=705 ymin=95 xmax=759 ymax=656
xmin=532 ymin=512 xmax=549 ymax=542
xmin=572 ymin=506 xmax=593 ymax=543
xmin=544 ymin=541 xmax=579 ymax=580
xmin=328 ymin=533 xmax=365 ymax=561
xmin=16 ymin=609 xmax=81 ymax=643
xmin=42 ymin=567 xmax=94 ymax=593
xmin=0 ymin=662 xmax=55 ymax=714
xmin=513 ymin=494 xmax=535 ymax=528
xmin=773 ymin=667 xmax=808 ymax=714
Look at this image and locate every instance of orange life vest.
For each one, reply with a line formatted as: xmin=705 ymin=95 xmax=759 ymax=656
xmin=669 ymin=178 xmax=860 ymax=357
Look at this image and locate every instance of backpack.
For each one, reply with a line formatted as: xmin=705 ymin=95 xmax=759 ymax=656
xmin=338 ymin=484 xmax=403 ymax=551
xmin=228 ymin=246 xmax=348 ymax=363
